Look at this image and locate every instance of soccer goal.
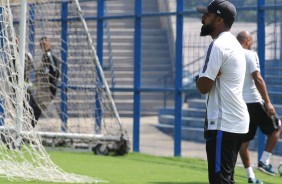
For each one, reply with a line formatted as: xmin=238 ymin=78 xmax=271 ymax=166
xmin=0 ymin=0 xmax=129 ymax=182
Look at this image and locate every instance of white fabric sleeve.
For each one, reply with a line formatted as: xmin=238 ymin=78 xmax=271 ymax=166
xmin=249 ymin=51 xmax=260 ymax=73
xmin=199 ymin=45 xmax=223 ymax=81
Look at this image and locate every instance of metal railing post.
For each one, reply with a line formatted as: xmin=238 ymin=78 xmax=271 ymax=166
xmin=257 ymin=0 xmax=266 ymax=161
xmin=174 ymin=0 xmax=184 ymax=157
xmin=60 ymin=0 xmax=69 ymax=132
xmin=133 ymin=0 xmax=142 ymax=152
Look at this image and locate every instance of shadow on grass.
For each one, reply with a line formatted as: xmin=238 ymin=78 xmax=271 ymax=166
xmin=149 ymin=180 xmax=279 ymax=184
xmin=123 ymin=153 xmax=208 ymax=172
xmin=149 ymin=182 xmax=207 ymax=184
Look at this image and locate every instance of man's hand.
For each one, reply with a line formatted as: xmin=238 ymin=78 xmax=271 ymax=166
xmin=264 ymin=102 xmax=275 ymax=117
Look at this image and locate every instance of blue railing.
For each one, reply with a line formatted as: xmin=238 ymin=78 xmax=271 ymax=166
xmin=8 ymin=0 xmax=282 ymax=158
xmin=104 ymin=2 xmax=116 ymax=90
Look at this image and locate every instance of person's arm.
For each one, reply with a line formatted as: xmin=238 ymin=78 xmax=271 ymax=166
xmin=53 ymin=54 xmax=60 ymax=78
xmin=26 ymin=52 xmax=36 ymax=70
xmin=196 ymin=77 xmax=214 ymax=94
xmin=196 ymin=41 xmax=222 ymax=94
xmin=252 ymin=71 xmax=275 ymax=117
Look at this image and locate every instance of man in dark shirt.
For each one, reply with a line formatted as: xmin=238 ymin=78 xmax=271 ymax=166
xmin=29 ymin=37 xmax=60 ymax=127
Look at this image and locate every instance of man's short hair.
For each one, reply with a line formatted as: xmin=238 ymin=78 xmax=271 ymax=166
xmin=40 ymin=36 xmax=48 ymax=42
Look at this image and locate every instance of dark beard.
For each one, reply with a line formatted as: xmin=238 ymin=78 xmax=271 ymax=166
xmin=200 ymin=24 xmax=215 ymax=36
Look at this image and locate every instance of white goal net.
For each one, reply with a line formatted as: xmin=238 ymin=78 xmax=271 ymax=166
xmin=0 ymin=0 xmax=128 ymax=183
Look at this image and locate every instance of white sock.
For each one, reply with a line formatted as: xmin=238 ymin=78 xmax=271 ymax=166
xmin=246 ymin=167 xmax=256 ymax=179
xmin=260 ymin=151 xmax=272 ymax=165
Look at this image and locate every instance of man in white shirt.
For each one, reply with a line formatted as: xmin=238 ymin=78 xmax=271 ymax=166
xmin=237 ymin=30 xmax=281 ymax=183
xmin=196 ymin=1 xmax=249 ymax=183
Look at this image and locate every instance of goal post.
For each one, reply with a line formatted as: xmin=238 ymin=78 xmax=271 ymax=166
xmin=0 ymin=0 xmax=129 ymax=182
xmin=13 ymin=0 xmax=129 ymax=151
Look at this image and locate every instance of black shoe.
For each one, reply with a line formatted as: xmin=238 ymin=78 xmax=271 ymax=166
xmin=258 ymin=161 xmax=277 ymax=176
xmin=248 ymin=178 xmax=263 ymax=184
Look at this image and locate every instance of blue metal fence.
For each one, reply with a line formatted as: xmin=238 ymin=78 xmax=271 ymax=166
xmin=9 ymin=0 xmax=282 ymax=157
xmin=44 ymin=0 xmax=282 ymax=157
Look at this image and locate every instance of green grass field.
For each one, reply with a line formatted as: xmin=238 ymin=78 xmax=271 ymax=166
xmin=0 ymin=150 xmax=281 ymax=184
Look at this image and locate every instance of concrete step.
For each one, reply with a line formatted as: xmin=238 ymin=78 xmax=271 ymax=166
xmin=159 ymin=108 xmax=206 ymax=118
xmin=269 ymin=92 xmax=282 ymax=105
xmin=105 ymin=71 xmax=169 ymax=78
xmin=106 ymin=63 xmax=171 ymax=70
xmin=265 ymin=66 xmax=282 ymax=75
xmin=266 ymin=85 xmax=282 ymax=91
xmin=97 ymin=28 xmax=167 ymax=36
xmin=107 ymin=35 xmax=168 ymax=44
xmin=156 ymin=123 xmax=205 ymax=143
xmin=274 ymin=104 xmax=282 ymax=117
xmin=111 ymin=50 xmax=169 ymax=57
xmin=108 ymin=81 xmax=174 ymax=87
xmin=122 ymin=103 xmax=173 ymax=112
xmin=159 ymin=115 xmax=205 ymax=128
xmin=69 ymin=42 xmax=169 ymax=51
xmin=187 ymin=98 xmax=206 ymax=109
xmin=103 ymin=57 xmax=171 ymax=65
xmin=67 ymin=29 xmax=167 ymax=40
xmin=265 ymin=75 xmax=282 ymax=85
xmin=111 ymin=92 xmax=173 ymax=100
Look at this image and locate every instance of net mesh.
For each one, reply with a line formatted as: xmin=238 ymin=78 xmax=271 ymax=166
xmin=0 ymin=0 xmax=128 ymax=182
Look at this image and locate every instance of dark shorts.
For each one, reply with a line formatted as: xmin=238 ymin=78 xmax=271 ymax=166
xmin=244 ymin=102 xmax=280 ymax=142
xmin=206 ymin=130 xmax=245 ymax=184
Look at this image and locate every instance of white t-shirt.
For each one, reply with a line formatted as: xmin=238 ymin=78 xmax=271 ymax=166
xmin=199 ymin=32 xmax=249 ymax=134
xmin=242 ymin=49 xmax=263 ymax=103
